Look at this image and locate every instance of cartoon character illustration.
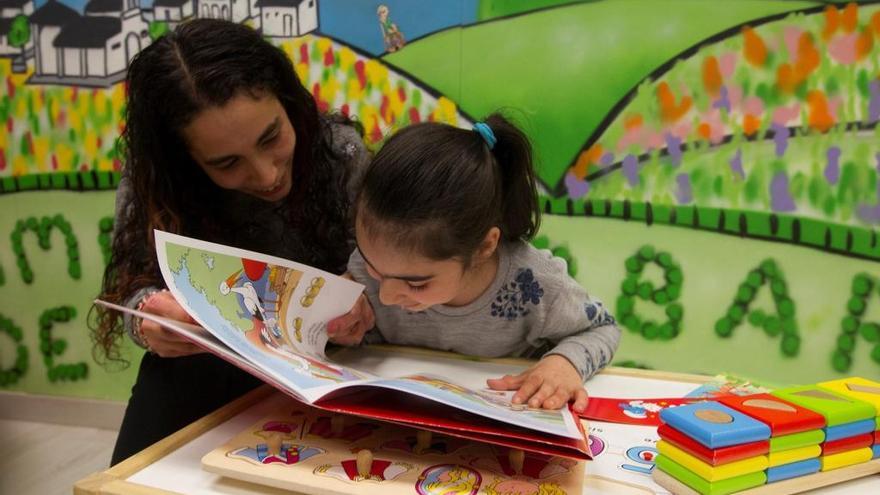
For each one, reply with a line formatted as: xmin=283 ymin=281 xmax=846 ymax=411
xmin=416 ymin=464 xmax=482 ymax=495
xmin=382 ymin=432 xmax=468 ymax=455
xmin=228 ymin=420 xmax=324 ymax=465
xmin=307 ymin=415 xmax=379 ymax=442
xmin=377 ymin=4 xmax=405 ymax=53
xmin=314 ymin=448 xmax=412 ymax=482
xmin=618 ymin=400 xmax=664 ymax=419
xmin=483 ymin=477 xmax=568 ymax=495
xmin=470 ymin=447 xmax=577 ymax=480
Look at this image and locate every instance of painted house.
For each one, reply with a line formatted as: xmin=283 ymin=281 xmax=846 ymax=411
xmin=198 ymin=0 xmax=248 ymax=23
xmin=30 ymin=0 xmax=149 ymax=84
xmin=29 ymin=0 xmax=79 ymax=76
xmin=256 ymin=0 xmax=316 ymax=38
xmin=153 ymin=0 xmax=194 ymax=24
xmin=0 ymin=0 xmax=35 ymax=57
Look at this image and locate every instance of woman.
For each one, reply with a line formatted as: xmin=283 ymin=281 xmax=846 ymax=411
xmin=92 ymin=18 xmax=370 ymax=465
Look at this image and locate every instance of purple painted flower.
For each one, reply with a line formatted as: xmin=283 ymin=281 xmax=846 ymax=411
xmin=729 ymin=149 xmax=745 ymax=179
xmin=713 ymin=86 xmax=731 ymax=112
xmin=869 ymin=80 xmax=880 ymax=123
xmin=772 ymin=123 xmax=788 ymax=157
xmin=622 ymin=154 xmax=639 ymax=186
xmin=825 ymin=146 xmax=841 ymax=185
xmin=600 ymin=152 xmax=614 ymax=167
xmin=665 ymin=133 xmax=682 ymax=167
xmin=675 ymin=173 xmax=692 ymax=204
xmin=565 ymin=171 xmax=590 ymax=199
xmin=770 ymin=172 xmax=796 ymax=212
xmin=857 ymin=183 xmax=880 ymax=224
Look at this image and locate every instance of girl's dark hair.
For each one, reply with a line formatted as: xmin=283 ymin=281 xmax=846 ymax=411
xmin=357 ymin=113 xmax=540 ymax=266
xmin=93 ymin=19 xmax=353 ymax=362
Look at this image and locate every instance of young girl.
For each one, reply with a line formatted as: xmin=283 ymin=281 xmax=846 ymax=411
xmin=328 ymin=114 xmax=621 ymax=413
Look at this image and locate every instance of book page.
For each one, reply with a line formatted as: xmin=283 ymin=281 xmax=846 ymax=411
xmin=154 ymin=230 xmax=374 ymax=393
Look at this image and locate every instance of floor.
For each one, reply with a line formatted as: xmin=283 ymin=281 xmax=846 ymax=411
xmin=0 ymin=419 xmax=117 ymax=495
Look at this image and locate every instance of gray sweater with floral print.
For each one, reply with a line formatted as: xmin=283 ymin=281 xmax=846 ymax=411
xmin=349 ymin=241 xmax=621 ymax=380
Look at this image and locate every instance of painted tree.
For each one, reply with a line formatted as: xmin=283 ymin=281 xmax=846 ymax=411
xmin=8 ymin=15 xmax=30 ymax=60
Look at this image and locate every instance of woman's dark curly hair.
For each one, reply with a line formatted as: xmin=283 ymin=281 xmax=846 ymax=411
xmin=92 ymin=19 xmax=354 ymax=363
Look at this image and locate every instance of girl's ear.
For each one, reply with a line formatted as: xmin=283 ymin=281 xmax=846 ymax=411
xmin=476 ymin=227 xmax=501 ymax=261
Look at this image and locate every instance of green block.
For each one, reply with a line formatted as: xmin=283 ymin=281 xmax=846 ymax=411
xmin=744 ymin=212 xmax=772 ymax=237
xmin=609 ymin=200 xmax=625 ymax=218
xmin=652 ymin=204 xmax=672 ymax=224
xmin=675 ymin=206 xmax=695 ymax=226
xmin=548 ymin=197 xmax=568 ymax=214
xmin=50 ymin=173 xmax=66 ymax=189
xmin=798 ymin=218 xmax=826 ymax=248
xmin=655 ymin=455 xmax=766 ymax=495
xmin=697 ymin=207 xmax=721 ymax=230
xmin=2 ymin=176 xmax=16 ymax=192
xmin=826 ymin=224 xmax=849 ymax=252
xmin=97 ymin=171 xmax=112 ymax=189
xmin=722 ymin=210 xmax=741 ymax=234
xmin=774 ymin=215 xmax=795 ymax=241
xmin=65 ymin=172 xmax=79 ymax=189
xmin=18 ymin=175 xmax=38 ymax=190
xmin=79 ymin=172 xmax=95 ymax=189
xmin=769 ymin=429 xmax=825 ymax=452
xmin=630 ymin=202 xmax=647 ymax=221
xmin=772 ymin=385 xmax=875 ymax=426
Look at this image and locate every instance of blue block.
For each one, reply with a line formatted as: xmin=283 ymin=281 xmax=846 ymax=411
xmin=766 ymin=458 xmax=822 ymax=483
xmin=823 ymin=419 xmax=876 ymax=442
xmin=659 ymin=401 xmax=771 ymax=449
xmin=873 ymin=445 xmax=880 ymax=460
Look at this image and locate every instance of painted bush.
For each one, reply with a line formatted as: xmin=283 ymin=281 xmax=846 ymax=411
xmin=565 ymin=3 xmax=880 ymax=232
xmin=0 ymin=34 xmax=463 ymax=188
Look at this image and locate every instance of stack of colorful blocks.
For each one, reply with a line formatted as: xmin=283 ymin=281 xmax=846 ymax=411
xmin=654 ymin=377 xmax=880 ymax=494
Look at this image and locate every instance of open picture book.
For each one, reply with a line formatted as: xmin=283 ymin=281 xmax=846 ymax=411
xmin=97 ymin=230 xmax=590 ymax=459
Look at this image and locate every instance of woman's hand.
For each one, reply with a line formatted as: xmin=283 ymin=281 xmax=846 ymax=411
xmin=138 ymin=291 xmax=204 ymax=358
xmin=486 ymin=355 xmax=589 ymax=413
xmin=327 ymin=292 xmax=375 ymax=346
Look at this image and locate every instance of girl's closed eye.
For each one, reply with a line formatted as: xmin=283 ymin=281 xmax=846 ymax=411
xmin=408 ymin=282 xmax=428 ymax=292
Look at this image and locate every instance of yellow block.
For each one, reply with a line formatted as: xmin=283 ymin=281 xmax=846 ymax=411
xmin=656 ymin=441 xmax=768 ymax=481
xmin=820 ymin=447 xmax=874 ymax=471
xmin=768 ymin=444 xmax=821 ymax=467
xmin=818 ymin=377 xmax=880 ymax=415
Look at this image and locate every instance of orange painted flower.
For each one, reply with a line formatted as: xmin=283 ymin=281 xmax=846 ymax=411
xmin=702 ymin=56 xmax=723 ymax=97
xmin=842 ymin=2 xmax=858 ymax=33
xmin=807 ymin=91 xmax=835 ymax=132
xmin=742 ymin=27 xmax=767 ymax=67
xmin=856 ymin=29 xmax=873 ymax=60
xmin=656 ymin=82 xmax=692 ymax=123
xmin=823 ymin=5 xmax=840 ymax=40
xmin=572 ymin=144 xmax=603 ymax=179
xmin=623 ymin=114 xmax=643 ymax=130
xmin=742 ymin=114 xmax=761 ymax=136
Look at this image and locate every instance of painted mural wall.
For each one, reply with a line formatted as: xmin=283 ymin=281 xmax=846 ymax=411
xmin=0 ymin=0 xmax=878 ymax=401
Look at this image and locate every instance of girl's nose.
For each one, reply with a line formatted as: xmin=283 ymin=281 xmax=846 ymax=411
xmin=378 ymin=279 xmax=406 ymax=306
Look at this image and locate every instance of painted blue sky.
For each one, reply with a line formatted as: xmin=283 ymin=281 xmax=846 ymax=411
xmin=34 ymin=0 xmax=478 ymax=56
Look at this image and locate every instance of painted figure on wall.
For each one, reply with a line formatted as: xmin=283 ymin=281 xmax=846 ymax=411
xmin=377 ymin=4 xmax=405 ymax=53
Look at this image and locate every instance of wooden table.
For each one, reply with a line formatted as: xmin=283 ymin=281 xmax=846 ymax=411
xmin=73 ymin=346 xmax=880 ymax=495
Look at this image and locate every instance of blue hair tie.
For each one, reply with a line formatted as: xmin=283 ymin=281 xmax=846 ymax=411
xmin=473 ymin=122 xmax=497 ymax=150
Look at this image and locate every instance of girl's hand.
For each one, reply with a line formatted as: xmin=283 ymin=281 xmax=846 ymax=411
xmin=139 ymin=291 xmax=204 ymax=358
xmin=327 ymin=292 xmax=375 ymax=346
xmin=486 ymin=355 xmax=589 ymax=413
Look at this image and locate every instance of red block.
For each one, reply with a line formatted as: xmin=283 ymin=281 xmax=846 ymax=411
xmin=822 ymin=433 xmax=875 ymax=456
xmin=657 ymin=423 xmax=769 ymax=466
xmin=718 ymin=393 xmax=826 ymax=436
xmin=875 ymin=430 xmax=879 ymax=445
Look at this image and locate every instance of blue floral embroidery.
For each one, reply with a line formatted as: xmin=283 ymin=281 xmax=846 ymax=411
xmin=584 ymin=300 xmax=617 ymax=327
xmin=491 ymin=268 xmax=544 ymax=320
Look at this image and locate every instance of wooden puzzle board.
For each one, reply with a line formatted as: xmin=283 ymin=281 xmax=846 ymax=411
xmin=74 ymin=346 xmax=880 ymax=494
xmin=201 ymin=400 xmax=585 ymax=495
